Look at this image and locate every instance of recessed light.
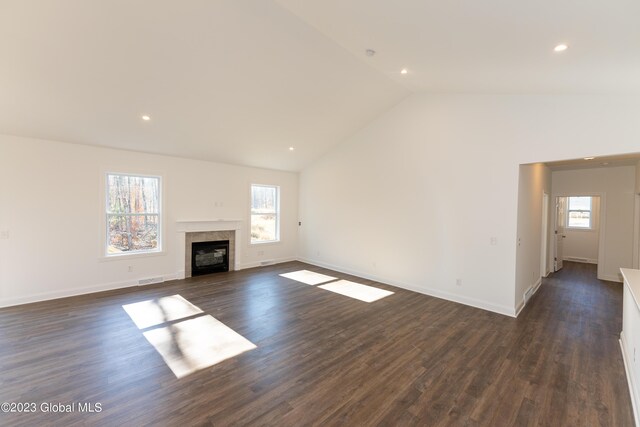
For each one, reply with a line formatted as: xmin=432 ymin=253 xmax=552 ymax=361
xmin=400 ymin=68 xmax=408 ymax=75
xmin=584 ymin=157 xmax=595 ymax=160
xmin=141 ymin=115 xmax=151 ymax=121
xmin=288 ymin=147 xmax=295 ymax=151
xmin=365 ymin=49 xmax=376 ymax=57
xmin=554 ymin=44 xmax=568 ymax=52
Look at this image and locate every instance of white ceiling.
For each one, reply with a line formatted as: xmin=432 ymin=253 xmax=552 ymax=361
xmin=546 ymin=152 xmax=640 ymax=171
xmin=0 ymin=1 xmax=407 ymax=171
xmin=276 ymin=0 xmax=640 ymax=94
xmin=2 ymin=1 xmax=639 ymax=171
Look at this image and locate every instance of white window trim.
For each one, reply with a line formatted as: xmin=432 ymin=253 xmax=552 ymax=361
xmin=102 ymin=172 xmax=164 ymax=258
xmin=250 ymin=184 xmax=281 ymax=245
xmin=566 ymin=196 xmax=593 ymax=230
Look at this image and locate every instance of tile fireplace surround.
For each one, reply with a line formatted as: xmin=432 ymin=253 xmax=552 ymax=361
xmin=176 ymin=220 xmax=242 ymax=279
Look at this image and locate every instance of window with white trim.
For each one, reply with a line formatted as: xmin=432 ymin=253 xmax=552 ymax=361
xmin=251 ymin=184 xmax=280 ymax=243
xmin=106 ymin=173 xmax=161 ymax=255
xmin=566 ymin=196 xmax=592 ymax=229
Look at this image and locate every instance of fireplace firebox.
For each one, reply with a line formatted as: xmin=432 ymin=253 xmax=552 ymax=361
xmin=191 ymin=240 xmax=229 ymax=276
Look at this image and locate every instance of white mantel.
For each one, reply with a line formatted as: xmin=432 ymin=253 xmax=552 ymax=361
xmin=176 ymin=220 xmax=243 ymax=278
xmin=176 ymin=219 xmax=242 ymax=233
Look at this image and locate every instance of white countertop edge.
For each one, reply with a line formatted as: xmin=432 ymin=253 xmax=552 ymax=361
xmin=621 ymin=268 xmax=640 ymax=311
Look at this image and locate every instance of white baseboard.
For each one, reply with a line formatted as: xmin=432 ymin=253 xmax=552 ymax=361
xmin=563 ymin=256 xmax=598 ymax=264
xmin=620 ymin=334 xmax=640 ymax=427
xmin=0 ymin=256 xmax=298 ymax=309
xmin=297 ymin=257 xmax=516 ymax=317
xmin=515 ymin=277 xmax=542 ymax=317
xmin=0 ymin=272 xmax=179 ymax=308
xmin=599 ymin=273 xmax=623 ymax=283
xmin=0 ymin=279 xmax=138 ymax=308
xmin=238 ymin=256 xmax=297 ymax=270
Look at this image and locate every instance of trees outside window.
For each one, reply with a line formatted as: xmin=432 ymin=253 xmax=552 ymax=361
xmin=251 ymin=184 xmax=279 ymax=243
xmin=106 ymin=174 xmax=161 ymax=255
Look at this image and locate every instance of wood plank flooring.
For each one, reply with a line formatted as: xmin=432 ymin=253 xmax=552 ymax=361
xmin=0 ymin=261 xmax=634 ymax=426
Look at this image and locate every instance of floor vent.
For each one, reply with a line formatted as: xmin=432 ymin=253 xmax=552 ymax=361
xmin=138 ymin=276 xmax=164 ymax=286
xmin=524 ymin=287 xmax=535 ymax=304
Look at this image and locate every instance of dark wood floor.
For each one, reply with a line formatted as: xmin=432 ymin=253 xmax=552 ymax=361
xmin=0 ymin=261 xmax=634 ymax=426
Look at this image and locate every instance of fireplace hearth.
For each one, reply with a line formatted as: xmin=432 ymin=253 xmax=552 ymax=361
xmin=191 ymin=240 xmax=229 ymax=276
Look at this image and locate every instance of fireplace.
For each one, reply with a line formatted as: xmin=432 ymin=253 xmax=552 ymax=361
xmin=191 ymin=240 xmax=229 ymax=276
xmin=177 ymin=221 xmax=239 ymax=279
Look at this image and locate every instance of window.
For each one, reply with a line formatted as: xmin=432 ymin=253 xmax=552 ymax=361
xmin=567 ymin=196 xmax=592 ymax=229
xmin=251 ymin=184 xmax=279 ymax=243
xmin=106 ymin=173 xmax=161 ymax=255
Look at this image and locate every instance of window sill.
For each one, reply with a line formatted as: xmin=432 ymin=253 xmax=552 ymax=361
xmin=250 ymin=240 xmax=281 ymax=246
xmin=99 ymin=250 xmax=167 ymax=262
xmin=565 ymin=227 xmax=595 ymax=232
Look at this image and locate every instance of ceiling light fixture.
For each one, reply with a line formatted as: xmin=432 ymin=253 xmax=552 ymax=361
xmin=400 ymin=68 xmax=408 ymax=75
xmin=584 ymin=157 xmax=595 ymax=160
xmin=554 ymin=44 xmax=568 ymax=52
xmin=289 ymin=147 xmax=295 ymax=151
xmin=141 ymin=115 xmax=151 ymax=121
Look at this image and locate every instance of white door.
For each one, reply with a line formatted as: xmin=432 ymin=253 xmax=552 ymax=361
xmin=541 ymin=193 xmax=549 ymax=276
xmin=555 ymin=197 xmax=566 ymax=271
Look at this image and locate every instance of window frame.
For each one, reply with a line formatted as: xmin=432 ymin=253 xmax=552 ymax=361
xmin=250 ymin=184 xmax=281 ymax=245
xmin=104 ymin=172 xmax=163 ymax=257
xmin=566 ymin=196 xmax=593 ymax=230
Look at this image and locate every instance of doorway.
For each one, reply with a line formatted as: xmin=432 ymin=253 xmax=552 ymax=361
xmin=554 ymin=195 xmax=603 ymax=277
xmin=541 ymin=193 xmax=549 ymax=276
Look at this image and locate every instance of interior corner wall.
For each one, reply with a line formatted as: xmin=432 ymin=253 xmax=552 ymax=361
xmin=515 ymin=163 xmax=551 ymax=312
xmin=0 ymin=134 xmax=299 ymax=307
xmin=551 ymin=166 xmax=636 ymax=282
xmin=298 ymin=93 xmax=640 ymax=317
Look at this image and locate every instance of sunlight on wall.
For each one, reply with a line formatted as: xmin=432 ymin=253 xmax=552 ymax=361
xmin=122 ymin=295 xmax=256 ymax=378
xmin=279 ymin=269 xmax=337 ymax=285
xmin=122 ymin=294 xmax=203 ymax=329
xmin=143 ymin=315 xmax=257 ymax=379
xmin=318 ymin=280 xmax=394 ymax=303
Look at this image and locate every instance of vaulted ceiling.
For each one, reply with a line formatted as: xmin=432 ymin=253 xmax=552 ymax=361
xmin=1 ymin=1 xmax=638 ymax=171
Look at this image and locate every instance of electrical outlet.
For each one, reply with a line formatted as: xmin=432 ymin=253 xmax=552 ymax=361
xmin=0 ymin=230 xmax=9 ymax=240
xmin=490 ymin=237 xmax=497 ymax=246
xmin=128 ymin=266 xmax=133 ymax=272
xmin=456 ymin=279 xmax=462 ymax=287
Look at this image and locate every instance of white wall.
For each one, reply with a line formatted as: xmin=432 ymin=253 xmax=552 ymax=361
xmin=636 ymin=160 xmax=640 ymax=269
xmin=515 ymin=163 xmax=551 ymax=313
xmin=560 ymin=196 xmax=600 ymax=264
xmin=0 ymin=134 xmax=298 ymax=307
xmin=552 ymin=167 xmax=635 ymax=282
xmin=299 ymin=94 xmax=640 ymax=316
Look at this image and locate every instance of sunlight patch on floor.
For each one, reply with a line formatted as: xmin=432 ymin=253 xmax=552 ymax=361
xmin=318 ymin=280 xmax=394 ymax=303
xmin=122 ymin=295 xmax=257 ymax=378
xmin=143 ymin=315 xmax=257 ymax=379
xmin=122 ymin=294 xmax=203 ymax=329
xmin=279 ymin=269 xmax=337 ymax=285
